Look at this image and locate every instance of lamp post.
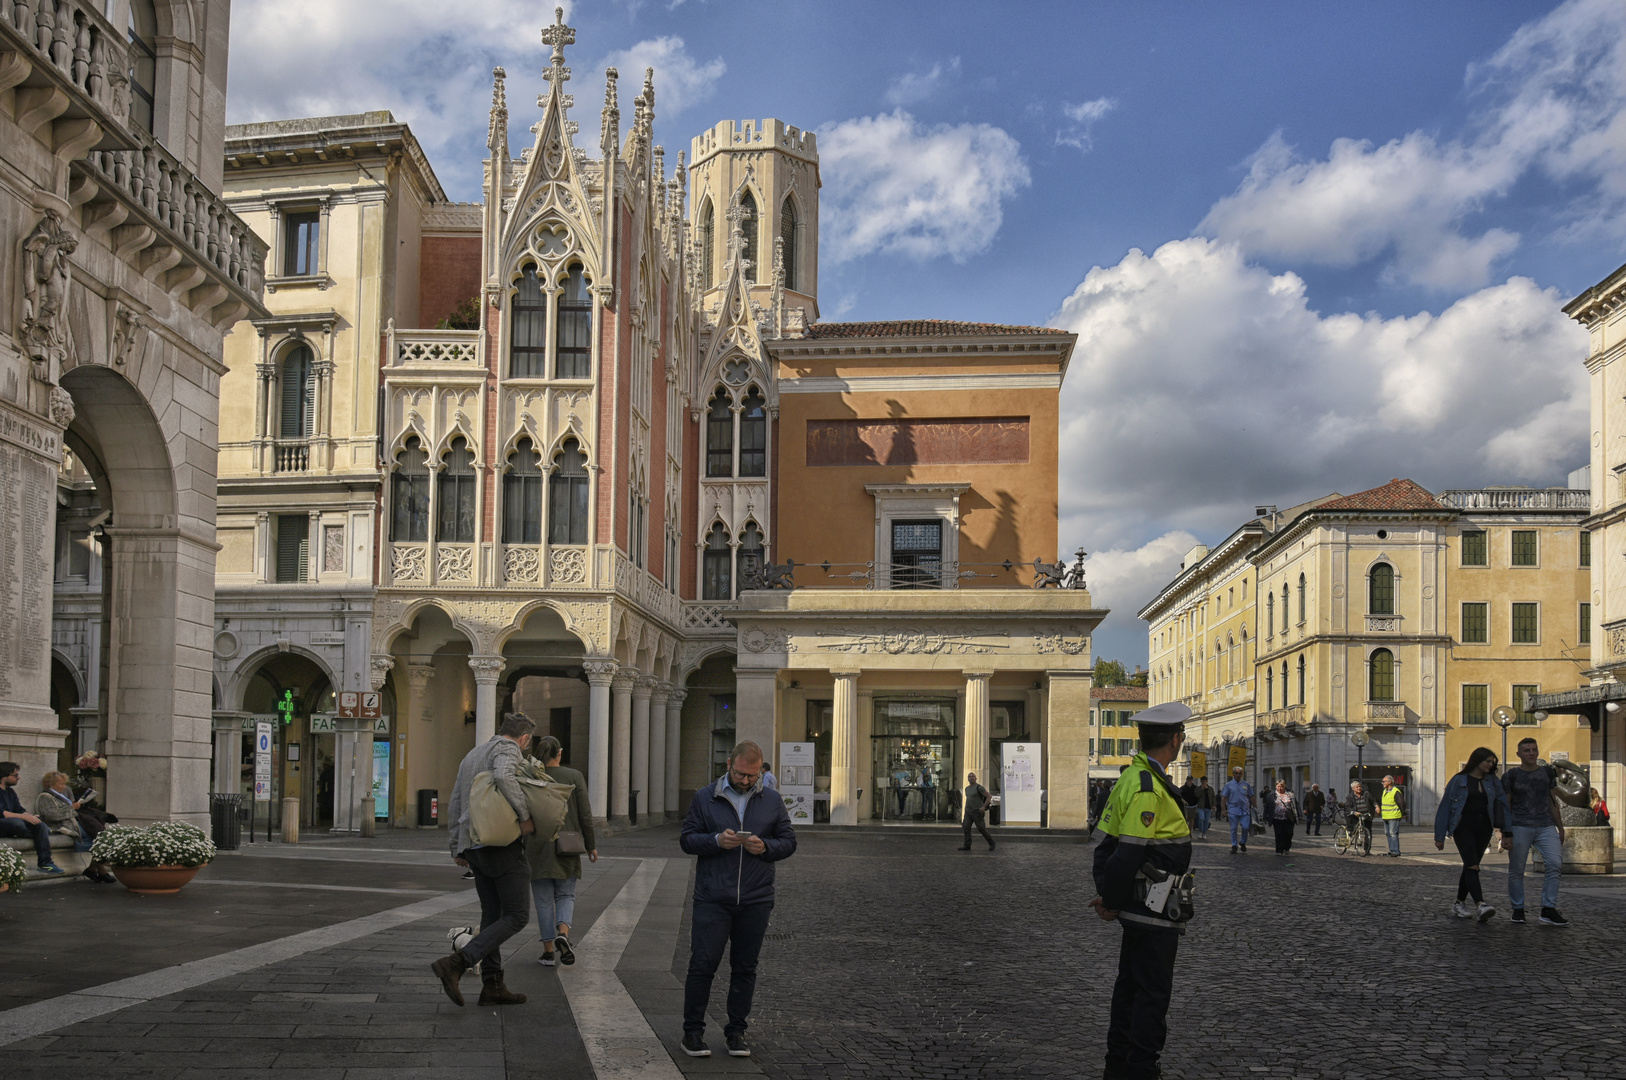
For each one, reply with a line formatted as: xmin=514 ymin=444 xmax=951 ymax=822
xmin=1493 ymin=705 xmax=1516 ymax=768
xmin=1351 ymin=728 xmax=1369 ymax=791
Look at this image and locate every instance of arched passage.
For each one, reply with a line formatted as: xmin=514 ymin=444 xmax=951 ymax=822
xmin=501 ymin=604 xmax=588 ymax=770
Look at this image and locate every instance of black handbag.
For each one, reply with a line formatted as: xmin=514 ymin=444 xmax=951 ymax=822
xmin=554 ymin=830 xmax=587 ymax=856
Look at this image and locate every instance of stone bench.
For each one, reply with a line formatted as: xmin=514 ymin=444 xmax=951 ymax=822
xmin=3 ymin=833 xmax=92 ymax=883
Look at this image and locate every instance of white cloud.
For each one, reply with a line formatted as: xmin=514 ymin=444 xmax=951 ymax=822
xmin=1199 ymin=0 xmax=1626 ymax=288
xmin=1056 ymin=96 xmax=1117 ymax=152
xmin=1050 ymin=238 xmax=1588 ymax=554
xmin=818 ymin=110 xmax=1030 ymax=262
xmin=884 ymin=59 xmax=960 ymax=107
xmin=1082 ymin=531 xmax=1202 ymax=659
xmin=597 ymin=37 xmax=726 ymax=117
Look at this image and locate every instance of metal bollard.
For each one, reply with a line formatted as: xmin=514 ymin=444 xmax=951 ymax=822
xmin=360 ymin=797 xmax=376 ymax=838
xmin=280 ymin=797 xmax=299 ymax=843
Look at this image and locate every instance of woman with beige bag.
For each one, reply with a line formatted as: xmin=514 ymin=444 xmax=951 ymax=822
xmin=527 ymin=735 xmax=597 ymax=966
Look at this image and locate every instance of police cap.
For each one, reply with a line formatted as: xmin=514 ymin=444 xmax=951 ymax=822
xmin=1131 ymin=702 xmax=1192 ymax=730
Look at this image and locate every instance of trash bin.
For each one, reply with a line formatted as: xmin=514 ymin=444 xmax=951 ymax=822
xmin=630 ymin=790 xmax=639 ymax=826
xmin=210 ymin=792 xmax=244 ymax=850
xmin=418 ymin=789 xmax=439 ymax=827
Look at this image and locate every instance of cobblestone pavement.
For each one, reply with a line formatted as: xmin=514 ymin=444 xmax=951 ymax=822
xmin=4 ymin=825 xmax=1626 ymax=1078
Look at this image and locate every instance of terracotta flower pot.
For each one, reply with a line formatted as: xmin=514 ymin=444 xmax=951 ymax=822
xmin=111 ymin=864 xmax=205 ymax=895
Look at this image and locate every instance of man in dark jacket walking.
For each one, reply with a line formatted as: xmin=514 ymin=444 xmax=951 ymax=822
xmin=960 ymin=771 xmax=996 ymax=851
xmin=679 ymin=740 xmax=796 ymax=1059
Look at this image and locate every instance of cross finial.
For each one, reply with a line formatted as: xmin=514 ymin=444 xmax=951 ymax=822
xmin=541 ymin=7 xmax=574 ymax=95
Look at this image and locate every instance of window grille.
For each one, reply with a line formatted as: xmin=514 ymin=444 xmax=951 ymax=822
xmin=891 ymin=520 xmax=943 ymax=589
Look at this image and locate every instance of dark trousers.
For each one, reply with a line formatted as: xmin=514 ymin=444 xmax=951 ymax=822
xmin=1453 ymin=819 xmax=1493 ymax=903
xmin=1105 ymin=923 xmax=1179 ymax=1080
xmin=1273 ymin=818 xmax=1294 ymax=853
xmin=1304 ymin=811 xmax=1323 ymax=835
xmin=0 ymin=817 xmax=54 ymax=865
xmin=684 ymin=899 xmax=773 ymax=1038
xmin=963 ymin=811 xmax=994 ymax=848
xmin=459 ymin=841 xmax=530 ymax=980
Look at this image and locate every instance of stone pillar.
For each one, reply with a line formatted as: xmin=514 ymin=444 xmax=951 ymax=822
xmin=404 ymin=662 xmax=436 ymax=827
xmin=830 ymin=670 xmax=859 ymax=826
xmin=735 ymin=668 xmax=779 ymax=756
xmin=212 ymin=712 xmax=244 ymax=794
xmin=631 ymin=676 xmax=654 ymax=824
xmin=582 ymin=661 xmax=616 ymax=824
xmin=332 ymin=715 xmax=372 ymax=832
xmin=72 ymin=706 xmax=100 ymax=759
xmin=1047 ymin=670 xmax=1094 ymax=828
xmin=665 ymin=689 xmax=686 ymax=818
xmin=610 ymin=672 xmax=636 ymax=826
xmin=964 ymin=671 xmax=992 ymax=792
xmin=468 ymin=655 xmax=505 ymax=745
xmin=647 ymin=681 xmax=670 ymax=824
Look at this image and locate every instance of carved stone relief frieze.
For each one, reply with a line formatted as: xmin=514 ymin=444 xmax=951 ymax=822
xmin=551 ymin=546 xmax=588 ymax=584
xmin=812 ymin=628 xmax=1012 ymax=655
xmin=391 ymin=544 xmax=427 ymax=582
xmin=437 ymin=545 xmax=474 ymax=582
xmin=504 ymin=546 xmax=540 ymax=583
xmin=741 ymin=626 xmax=796 ymax=653
xmin=1033 ymin=630 xmax=1089 ymax=655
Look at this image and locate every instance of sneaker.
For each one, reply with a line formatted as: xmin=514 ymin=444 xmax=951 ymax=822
xmin=1511 ymin=908 xmax=1526 ymax=923
xmin=1451 ymin=901 xmax=1472 ymax=919
xmin=36 ymin=864 xmax=63 ymax=875
xmin=554 ymin=934 xmax=575 ymax=965
xmin=461 ymin=869 xmax=475 ymax=879
xmin=1539 ymin=907 xmax=1569 ymax=926
xmin=726 ymin=1033 xmax=750 ymax=1058
xmin=1239 ymin=844 xmax=1247 ymax=853
xmin=1477 ymin=903 xmax=1496 ymax=923
xmin=538 ymin=952 xmax=555 ymax=967
xmin=681 ymin=1033 xmax=711 ymax=1058
xmin=1230 ymin=845 xmax=1238 ymax=854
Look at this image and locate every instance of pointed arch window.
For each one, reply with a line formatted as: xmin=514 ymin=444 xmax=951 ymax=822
xmin=1282 ymin=583 xmax=1290 ymax=632
xmin=279 ymin=344 xmax=315 ymax=438
xmin=629 ymin=480 xmax=647 ymax=568
xmin=739 ymin=388 xmax=766 ymax=477
xmin=511 ymin=264 xmax=547 ymax=378
xmin=1369 ymin=563 xmax=1395 ymax=615
xmin=1369 ymin=649 xmax=1395 ymax=702
xmin=390 ymin=438 xmax=430 ymax=542
xmin=1298 ymin=573 xmax=1307 ymax=623
xmin=703 ymin=523 xmax=732 ymax=600
xmin=1266 ymin=669 xmax=1273 ymax=711
xmin=1281 ymin=661 xmax=1289 ymax=705
xmin=740 ymin=191 xmax=759 ymax=283
xmin=700 ymin=200 xmax=715 ymax=289
xmin=1266 ymin=593 xmax=1274 ymax=637
xmin=780 ymin=196 xmax=797 ymax=291
xmin=128 ymin=0 xmax=157 ymax=133
xmin=737 ymin=521 xmax=764 ymax=589
xmin=706 ymin=389 xmax=733 ymax=477
xmin=556 ymin=263 xmax=592 ymax=379
xmin=502 ymin=439 xmax=543 ymax=544
xmin=548 ymin=440 xmax=589 ymax=545
xmin=1296 ymin=654 xmax=1306 ymax=705
xmin=437 ymin=438 xmax=476 ymax=543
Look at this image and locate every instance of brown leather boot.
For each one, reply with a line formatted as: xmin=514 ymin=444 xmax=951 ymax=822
xmin=477 ymin=977 xmax=527 ymax=1005
xmin=430 ymin=952 xmax=469 ymax=1006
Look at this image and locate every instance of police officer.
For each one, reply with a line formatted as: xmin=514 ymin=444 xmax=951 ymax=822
xmin=1089 ymin=702 xmax=1194 ymax=1080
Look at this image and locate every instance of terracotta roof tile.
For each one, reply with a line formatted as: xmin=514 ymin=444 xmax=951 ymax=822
xmin=1092 ymin=686 xmax=1149 ymax=702
xmin=806 ymin=319 xmax=1071 ymax=339
xmin=1316 ymin=478 xmax=1447 ymax=512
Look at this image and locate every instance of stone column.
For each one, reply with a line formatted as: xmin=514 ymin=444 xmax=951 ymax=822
xmin=212 ymin=713 xmax=244 ymax=794
xmin=1047 ymin=670 xmax=1094 ymax=828
xmin=735 ymin=667 xmax=780 ymax=756
xmin=468 ymin=655 xmax=505 ymax=746
xmin=405 ymin=662 xmax=436 ymax=827
xmin=582 ymin=661 xmax=617 ymax=824
xmin=631 ymin=676 xmax=654 ymax=824
xmin=964 ymin=671 xmax=992 ymax=792
xmin=665 ymin=689 xmax=686 ymax=818
xmin=647 ymin=681 xmax=670 ymax=824
xmin=831 ymin=670 xmax=859 ymax=826
xmin=610 ymin=672 xmax=636 ymax=826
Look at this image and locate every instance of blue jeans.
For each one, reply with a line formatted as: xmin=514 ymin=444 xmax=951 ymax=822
xmin=1229 ymin=813 xmax=1251 ymax=846
xmin=1195 ymin=808 xmax=1211 ymax=835
xmin=1508 ymin=825 xmax=1563 ymax=911
xmin=684 ymin=899 xmax=773 ymax=1038
xmin=1384 ymin=819 xmax=1402 ymax=854
xmin=1304 ymin=812 xmax=1322 ymax=835
xmin=0 ymin=817 xmax=54 ymax=865
xmin=532 ymin=876 xmax=578 ymax=938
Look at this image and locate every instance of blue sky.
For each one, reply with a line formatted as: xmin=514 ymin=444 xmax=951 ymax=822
xmin=228 ymin=0 xmax=1626 ymax=667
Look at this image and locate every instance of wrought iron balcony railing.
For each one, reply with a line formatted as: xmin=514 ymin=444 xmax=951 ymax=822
xmin=739 ymin=548 xmax=1090 ymax=592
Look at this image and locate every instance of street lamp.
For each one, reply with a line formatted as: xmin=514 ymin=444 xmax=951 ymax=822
xmin=1493 ymin=705 xmax=1517 ymax=766
xmin=1351 ymin=728 xmax=1370 ymax=790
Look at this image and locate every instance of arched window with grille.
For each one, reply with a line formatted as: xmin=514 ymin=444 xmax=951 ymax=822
xmin=1265 ymin=669 xmax=1273 ymax=711
xmin=556 ymin=264 xmax=592 ymax=379
xmin=129 ymin=0 xmax=157 ymax=132
xmin=502 ymin=439 xmax=542 ymax=544
xmin=1369 ymin=648 xmax=1395 ymax=701
xmin=737 ymin=521 xmax=764 ymax=589
xmin=1369 ymin=563 xmax=1395 ymax=615
xmin=1281 ymin=661 xmax=1289 ymax=705
xmin=1296 ymin=654 xmax=1306 ymax=705
xmin=1266 ymin=593 xmax=1274 ymax=636
xmin=700 ymin=200 xmax=715 ymax=289
xmin=740 ymin=191 xmax=760 ymax=283
xmin=703 ymin=523 xmax=732 ymax=600
xmin=548 ymin=440 xmax=589 ymax=545
xmin=780 ymin=196 xmax=797 ymax=291
xmin=279 ymin=344 xmax=314 ymax=438
xmin=739 ymin=388 xmax=766 ymax=477
xmin=706 ymin=389 xmax=733 ymax=477
xmin=511 ymin=264 xmax=546 ymax=378
xmin=437 ymin=439 xmax=476 ymax=543
xmin=391 ymin=438 xmax=429 ymax=542
xmin=1298 ymin=573 xmax=1307 ymax=623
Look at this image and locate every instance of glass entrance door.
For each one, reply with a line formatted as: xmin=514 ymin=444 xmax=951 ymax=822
xmin=871 ymin=699 xmax=956 ymax=823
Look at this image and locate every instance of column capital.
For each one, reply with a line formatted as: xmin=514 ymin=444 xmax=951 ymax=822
xmin=831 ymin=668 xmax=861 ymax=682
xmin=963 ymin=670 xmax=994 ymax=682
xmin=468 ymin=654 xmax=506 ymax=685
xmin=632 ymin=675 xmax=658 ymax=699
xmin=405 ymin=662 xmax=436 ymax=691
xmin=582 ymin=659 xmax=618 ymax=685
xmin=369 ymin=654 xmax=395 ymax=691
xmin=666 ymin=688 xmax=688 ymax=706
xmin=648 ymin=680 xmax=672 ymax=702
xmin=611 ymin=671 xmax=638 ymax=692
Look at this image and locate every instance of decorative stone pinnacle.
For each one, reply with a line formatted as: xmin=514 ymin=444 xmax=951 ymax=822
xmin=541 ymin=7 xmax=574 ymax=94
xmin=487 ymin=67 xmax=509 ymax=154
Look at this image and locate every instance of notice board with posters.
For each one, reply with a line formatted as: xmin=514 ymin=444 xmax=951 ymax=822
xmin=1000 ymin=742 xmax=1043 ymax=825
xmin=778 ymin=742 xmax=816 ymax=825
xmin=1189 ymin=750 xmax=1208 ymax=781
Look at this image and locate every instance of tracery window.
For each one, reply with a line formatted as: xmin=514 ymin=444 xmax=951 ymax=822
xmin=502 ymin=439 xmax=543 ymax=545
xmin=737 ymin=522 xmax=764 ymax=589
xmin=740 ymin=191 xmax=760 ymax=283
xmin=390 ymin=438 xmax=429 ymax=543
xmin=739 ymin=388 xmax=766 ymax=477
xmin=706 ymin=389 xmax=733 ymax=477
xmin=700 ymin=200 xmax=715 ymax=289
xmin=556 ymin=263 xmax=592 ymax=379
xmin=548 ymin=440 xmax=589 ymax=545
xmin=780 ymin=196 xmax=797 ymax=291
xmin=703 ymin=523 xmax=731 ymax=600
xmin=437 ymin=438 xmax=476 ymax=543
xmin=511 ymin=265 xmax=547 ymax=378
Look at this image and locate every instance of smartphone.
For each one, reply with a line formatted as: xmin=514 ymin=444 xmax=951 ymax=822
xmin=734 ymin=831 xmax=754 ymax=840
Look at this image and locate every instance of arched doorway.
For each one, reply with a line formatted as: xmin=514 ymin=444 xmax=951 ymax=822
xmin=501 ymin=604 xmax=588 ymax=770
xmin=238 ymin=651 xmax=336 ymax=829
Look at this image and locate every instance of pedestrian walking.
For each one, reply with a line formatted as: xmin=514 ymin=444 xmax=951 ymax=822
xmin=526 ymin=736 xmax=597 ymax=968
xmin=1432 ymin=746 xmax=1508 ymax=923
xmin=1380 ymin=774 xmax=1407 ymax=856
xmin=1270 ymin=780 xmax=1297 ymax=855
xmin=1347 ymin=782 xmax=1375 ymax=856
xmin=679 ymin=740 xmax=797 ymax=1058
xmin=1178 ymin=775 xmax=1198 ymax=833
xmin=432 ymin=713 xmax=537 ymax=1007
xmin=1194 ymin=777 xmax=1215 ymax=839
xmin=1504 ymin=737 xmax=1569 ymax=926
xmin=1089 ymin=703 xmax=1195 ymax=1080
xmin=1221 ymin=766 xmax=1255 ymax=853
xmin=1303 ymin=784 xmax=1326 ymax=836
xmin=960 ymin=771 xmax=996 ymax=851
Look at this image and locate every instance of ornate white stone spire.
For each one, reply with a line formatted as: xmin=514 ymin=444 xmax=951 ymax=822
xmin=540 ymin=7 xmax=575 ymax=101
xmin=600 ymin=66 xmax=620 ymax=159
xmin=486 ymin=66 xmax=509 ymax=163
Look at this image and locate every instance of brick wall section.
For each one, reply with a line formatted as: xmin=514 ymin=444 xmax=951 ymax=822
xmin=483 ymin=300 xmax=500 ymax=543
xmin=418 ymin=236 xmax=482 ymax=329
xmin=596 ymin=269 xmax=617 ymax=546
xmin=682 ymin=407 xmax=698 ymax=599
xmin=649 ymin=276 xmax=669 ymax=584
xmin=613 ymin=207 xmax=634 ymax=553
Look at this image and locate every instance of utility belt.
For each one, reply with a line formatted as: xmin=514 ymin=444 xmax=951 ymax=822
xmin=1134 ymin=863 xmax=1196 ymax=923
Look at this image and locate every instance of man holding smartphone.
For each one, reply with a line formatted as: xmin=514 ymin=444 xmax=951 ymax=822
xmin=678 ymin=740 xmax=797 ymax=1059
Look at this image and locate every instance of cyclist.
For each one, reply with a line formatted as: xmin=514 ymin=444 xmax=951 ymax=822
xmin=1346 ymin=781 xmax=1376 ymax=855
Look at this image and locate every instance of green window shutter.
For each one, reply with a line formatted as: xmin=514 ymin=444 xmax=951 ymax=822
xmin=1461 ymin=684 xmax=1488 ymax=725
xmin=1511 ymin=603 xmax=1538 ymax=644
xmin=1511 ymin=531 xmax=1538 ymax=566
xmin=1461 ymin=603 xmax=1488 ymax=644
xmin=1461 ymin=530 xmax=1487 ymax=566
xmin=276 ymin=515 xmax=308 ymax=583
xmin=1580 ymin=603 xmax=1591 ymax=645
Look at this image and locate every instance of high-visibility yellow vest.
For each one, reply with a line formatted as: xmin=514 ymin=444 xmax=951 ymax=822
xmin=1101 ymin=753 xmax=1193 ymax=845
xmin=1381 ymin=787 xmax=1403 ymax=820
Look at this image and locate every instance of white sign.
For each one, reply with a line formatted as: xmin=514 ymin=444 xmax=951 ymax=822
xmin=254 ymin=721 xmax=273 ymax=802
xmin=309 ymin=715 xmax=336 ymax=733
xmin=778 ymin=742 xmax=817 ymax=825
xmin=1000 ymin=742 xmax=1043 ymax=824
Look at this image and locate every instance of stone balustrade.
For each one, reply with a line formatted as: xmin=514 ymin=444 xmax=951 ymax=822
xmin=1 ymin=0 xmax=130 ymax=136
xmin=388 ymin=325 xmax=481 ymax=366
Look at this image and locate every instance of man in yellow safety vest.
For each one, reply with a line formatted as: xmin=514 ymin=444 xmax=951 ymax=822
xmin=1380 ymin=774 xmax=1407 ymax=856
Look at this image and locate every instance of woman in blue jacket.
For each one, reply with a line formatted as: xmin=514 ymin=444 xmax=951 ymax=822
xmin=1433 ymin=747 xmax=1510 ymax=922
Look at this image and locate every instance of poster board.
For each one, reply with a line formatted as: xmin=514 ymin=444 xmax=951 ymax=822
xmin=1227 ymin=745 xmax=1247 ymax=774
xmin=778 ymin=742 xmax=817 ymax=825
xmin=371 ymin=739 xmax=391 ymax=818
xmin=1000 ymin=742 xmax=1043 ymax=825
xmin=1189 ymin=750 xmax=1207 ymax=780
xmin=254 ymin=721 xmax=272 ymax=802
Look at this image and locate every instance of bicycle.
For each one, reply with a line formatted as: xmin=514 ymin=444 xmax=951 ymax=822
xmin=1332 ymin=808 xmax=1373 ymax=856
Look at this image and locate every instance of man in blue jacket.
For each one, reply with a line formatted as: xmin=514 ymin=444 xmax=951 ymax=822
xmin=679 ymin=740 xmax=796 ymax=1059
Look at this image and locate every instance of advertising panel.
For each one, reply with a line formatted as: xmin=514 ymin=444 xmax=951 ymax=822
xmin=1000 ymin=742 xmax=1043 ymax=824
xmin=778 ymin=741 xmax=817 ymax=825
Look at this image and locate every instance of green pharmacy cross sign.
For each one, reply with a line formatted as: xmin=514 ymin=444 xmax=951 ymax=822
xmin=277 ymin=690 xmax=300 ymax=726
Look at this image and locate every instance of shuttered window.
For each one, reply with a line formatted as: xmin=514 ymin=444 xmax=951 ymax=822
xmin=279 ymin=346 xmax=314 ymax=438
xmin=1461 ymin=684 xmax=1488 ymax=726
xmin=275 ymin=515 xmax=308 ymax=583
xmin=1461 ymin=603 xmax=1488 ymax=644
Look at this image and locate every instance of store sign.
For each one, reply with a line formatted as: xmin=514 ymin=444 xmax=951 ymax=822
xmin=339 ymin=691 xmax=384 ymax=719
xmin=309 ymin=715 xmax=336 ymax=733
xmin=1000 ymin=743 xmax=1042 ymax=824
xmin=778 ymin=742 xmax=816 ymax=824
xmin=254 ymin=721 xmax=272 ymax=802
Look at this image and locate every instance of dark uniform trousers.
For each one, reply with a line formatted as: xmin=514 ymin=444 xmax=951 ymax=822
xmin=1104 ymin=922 xmax=1179 ymax=1080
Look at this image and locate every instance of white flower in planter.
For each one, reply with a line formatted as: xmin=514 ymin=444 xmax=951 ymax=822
xmin=0 ymin=845 xmax=26 ymax=892
xmin=91 ymin=821 xmax=216 ymax=868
